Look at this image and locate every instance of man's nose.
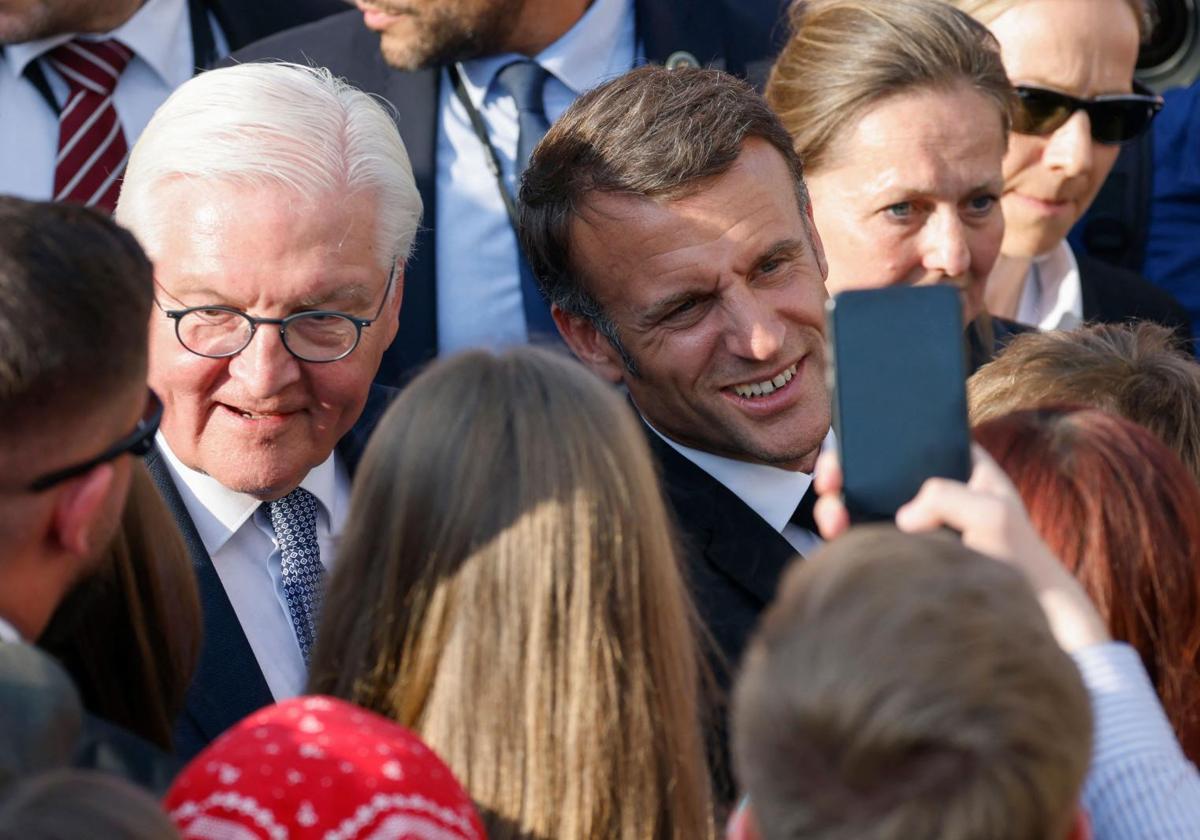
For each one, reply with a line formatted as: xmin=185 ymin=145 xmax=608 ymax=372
xmin=227 ymin=325 xmax=302 ymax=398
xmin=724 ymin=289 xmax=785 ymax=361
xmin=1043 ymin=110 xmax=1094 ymax=178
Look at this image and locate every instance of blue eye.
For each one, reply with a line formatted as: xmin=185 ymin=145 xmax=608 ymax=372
xmin=966 ymin=195 xmax=998 ymax=215
xmin=884 ymin=202 xmax=913 ymax=219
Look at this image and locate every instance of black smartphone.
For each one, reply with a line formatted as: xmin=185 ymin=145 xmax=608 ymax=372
xmin=827 ymin=285 xmax=972 ymax=522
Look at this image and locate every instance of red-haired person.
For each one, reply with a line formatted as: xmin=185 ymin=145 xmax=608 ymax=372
xmin=974 ymin=406 xmax=1200 ymax=763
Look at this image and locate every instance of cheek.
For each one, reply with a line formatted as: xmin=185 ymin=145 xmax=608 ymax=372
xmin=1002 ymin=135 xmax=1044 ymax=183
xmin=969 ymin=217 xmax=1005 ymax=275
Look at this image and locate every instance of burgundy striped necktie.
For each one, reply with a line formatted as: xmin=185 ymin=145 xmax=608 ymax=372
xmin=44 ymin=39 xmax=134 ymax=213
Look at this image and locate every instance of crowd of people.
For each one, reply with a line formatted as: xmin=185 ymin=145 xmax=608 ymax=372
xmin=2 ymin=0 xmax=1199 ymax=837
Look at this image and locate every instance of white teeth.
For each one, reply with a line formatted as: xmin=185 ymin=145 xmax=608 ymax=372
xmin=732 ymin=362 xmax=799 ymax=399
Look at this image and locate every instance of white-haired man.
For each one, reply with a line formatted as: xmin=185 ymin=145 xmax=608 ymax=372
xmin=116 ymin=61 xmax=422 ymax=758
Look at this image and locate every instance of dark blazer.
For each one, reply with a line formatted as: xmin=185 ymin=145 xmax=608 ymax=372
xmin=1078 ymin=253 xmax=1193 ymax=348
xmin=148 ymin=385 xmax=396 ymax=761
xmin=645 ymin=431 xmax=801 ymax=682
xmin=205 ymin=0 xmax=345 ymax=53
xmin=0 ymin=642 xmax=178 ymax=794
xmin=229 ymin=1 xmax=790 ymax=386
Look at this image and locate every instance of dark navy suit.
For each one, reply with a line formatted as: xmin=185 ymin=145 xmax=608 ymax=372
xmin=147 ymin=385 xmax=395 ymax=760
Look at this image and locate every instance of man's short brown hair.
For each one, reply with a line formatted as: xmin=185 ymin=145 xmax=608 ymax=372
xmin=518 ymin=65 xmax=810 ymax=345
xmin=0 ymin=197 xmax=153 ymax=442
xmin=968 ymin=323 xmax=1200 ymax=487
xmin=733 ymin=526 xmax=1092 ymax=840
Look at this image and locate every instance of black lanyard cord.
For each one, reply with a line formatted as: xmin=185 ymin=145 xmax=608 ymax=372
xmin=447 ymin=62 xmax=523 ymax=235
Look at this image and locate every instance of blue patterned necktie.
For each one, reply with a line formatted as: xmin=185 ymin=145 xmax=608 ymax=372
xmin=493 ymin=59 xmax=560 ymax=342
xmin=267 ymin=487 xmax=324 ymax=664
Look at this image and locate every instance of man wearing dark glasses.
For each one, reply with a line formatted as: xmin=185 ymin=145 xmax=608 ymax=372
xmin=0 ymin=196 xmax=178 ymax=790
xmin=114 ymin=63 xmax=419 ymax=760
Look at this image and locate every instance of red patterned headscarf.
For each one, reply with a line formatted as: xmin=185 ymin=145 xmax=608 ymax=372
xmin=165 ymin=696 xmax=485 ymax=840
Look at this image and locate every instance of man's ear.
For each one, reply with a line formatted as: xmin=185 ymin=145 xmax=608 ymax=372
xmin=1065 ymin=805 xmax=1091 ymax=840
xmin=51 ymin=463 xmax=119 ymax=561
xmin=382 ymin=264 xmax=405 ymax=346
xmin=551 ymin=304 xmax=627 ymax=384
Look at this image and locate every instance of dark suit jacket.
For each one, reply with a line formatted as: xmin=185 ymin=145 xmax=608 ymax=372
xmin=0 ymin=642 xmax=178 ymax=794
xmin=229 ymin=1 xmax=790 ymax=386
xmin=1078 ymin=253 xmax=1193 ymax=348
xmin=205 ymin=0 xmax=344 ymax=53
xmin=148 ymin=385 xmax=396 ymax=761
xmin=645 ymin=431 xmax=800 ymax=683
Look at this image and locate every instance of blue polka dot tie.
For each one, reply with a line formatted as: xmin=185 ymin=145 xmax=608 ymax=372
xmin=267 ymin=487 xmax=324 ymax=664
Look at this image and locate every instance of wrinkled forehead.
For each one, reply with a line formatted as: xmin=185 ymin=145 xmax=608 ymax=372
xmin=138 ymin=178 xmax=388 ymax=309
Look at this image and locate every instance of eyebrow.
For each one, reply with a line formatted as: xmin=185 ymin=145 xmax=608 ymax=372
xmin=639 ymin=237 xmax=810 ymax=324
xmin=158 ymin=282 xmax=376 ymax=312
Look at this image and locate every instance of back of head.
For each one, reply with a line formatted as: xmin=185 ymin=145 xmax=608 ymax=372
xmin=116 ymin=62 xmax=421 ymax=270
xmin=766 ymin=0 xmax=1012 ymax=173
xmin=0 ymin=196 xmax=152 ymax=457
xmin=0 ymin=768 xmax=178 ymax=840
xmin=311 ymin=347 xmax=712 ymax=839
xmin=39 ymin=462 xmax=201 ymax=751
xmin=0 ymin=643 xmax=82 ymax=789
xmin=734 ymin=526 xmax=1091 ymax=840
xmin=974 ymin=406 xmax=1200 ymax=761
xmin=968 ymin=323 xmax=1200 ymax=486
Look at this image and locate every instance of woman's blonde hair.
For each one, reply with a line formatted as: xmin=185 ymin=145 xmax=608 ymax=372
xmin=309 ymin=347 xmax=714 ymax=840
xmin=766 ymin=0 xmax=1014 ymax=174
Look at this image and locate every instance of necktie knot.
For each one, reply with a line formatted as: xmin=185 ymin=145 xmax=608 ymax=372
xmin=268 ymin=487 xmax=324 ymax=664
xmin=493 ymin=59 xmax=550 ymax=118
xmin=46 ymin=39 xmax=133 ymax=97
xmin=790 ymin=487 xmax=818 ymax=533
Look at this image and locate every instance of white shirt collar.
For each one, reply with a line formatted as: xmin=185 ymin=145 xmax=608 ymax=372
xmin=4 ymin=0 xmax=192 ymax=89
xmin=156 ymin=432 xmax=342 ymax=556
xmin=1016 ymin=240 xmax=1084 ymax=331
xmin=0 ymin=615 xmax=22 ymax=644
xmin=645 ymin=420 xmax=817 ymax=534
xmin=458 ymin=0 xmax=634 ymax=101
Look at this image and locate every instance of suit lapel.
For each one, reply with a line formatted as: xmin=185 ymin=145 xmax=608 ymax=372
xmin=636 ymin=0 xmax=725 ymax=69
xmin=145 ymin=447 xmax=274 ymax=752
xmin=648 ymin=431 xmax=800 ymax=608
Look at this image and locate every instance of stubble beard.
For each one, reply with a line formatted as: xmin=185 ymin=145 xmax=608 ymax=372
xmin=376 ymin=0 xmax=525 ymax=71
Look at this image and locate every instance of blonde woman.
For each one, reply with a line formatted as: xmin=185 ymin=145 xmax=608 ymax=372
xmin=309 ymin=347 xmax=714 ymax=840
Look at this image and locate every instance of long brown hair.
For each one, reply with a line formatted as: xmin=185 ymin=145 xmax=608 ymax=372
xmin=309 ymin=347 xmax=714 ymax=839
xmin=975 ymin=407 xmax=1200 ymax=761
xmin=38 ymin=463 xmax=200 ymax=750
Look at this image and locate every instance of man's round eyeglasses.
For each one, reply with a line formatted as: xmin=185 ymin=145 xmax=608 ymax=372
xmin=28 ymin=390 xmax=163 ymax=492
xmin=157 ymin=270 xmax=395 ymax=364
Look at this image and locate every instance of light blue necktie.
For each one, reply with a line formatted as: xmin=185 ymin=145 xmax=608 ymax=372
xmin=267 ymin=487 xmax=324 ymax=664
xmin=493 ymin=59 xmax=560 ymax=342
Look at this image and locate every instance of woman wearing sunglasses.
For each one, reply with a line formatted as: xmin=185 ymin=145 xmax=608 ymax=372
xmin=947 ymin=0 xmax=1190 ymax=339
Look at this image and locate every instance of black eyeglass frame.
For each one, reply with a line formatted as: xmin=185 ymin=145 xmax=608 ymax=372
xmin=157 ymin=268 xmax=396 ymax=364
xmin=28 ymin=390 xmax=163 ymax=492
xmin=1011 ymin=82 xmax=1164 ymax=146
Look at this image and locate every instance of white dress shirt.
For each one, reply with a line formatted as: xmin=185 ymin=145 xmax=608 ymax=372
xmin=0 ymin=0 xmax=228 ymax=200
xmin=0 ymin=616 xmax=21 ymax=644
xmin=157 ymin=434 xmax=350 ymax=701
xmin=1015 ymin=241 xmax=1085 ymax=331
xmin=646 ymin=422 xmax=825 ymax=557
xmin=435 ymin=0 xmax=636 ymax=353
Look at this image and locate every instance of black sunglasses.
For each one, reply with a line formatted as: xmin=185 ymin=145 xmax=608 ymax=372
xmin=1012 ymin=83 xmax=1164 ymax=145
xmin=27 ymin=390 xmax=163 ymax=492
